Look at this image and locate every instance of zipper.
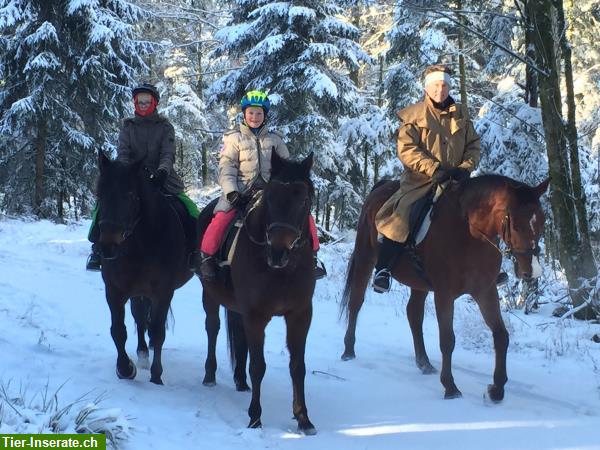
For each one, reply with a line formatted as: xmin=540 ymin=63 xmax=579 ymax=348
xmin=255 ymin=136 xmax=262 ymax=182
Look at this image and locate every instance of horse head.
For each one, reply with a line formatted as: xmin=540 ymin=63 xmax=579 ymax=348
xmin=260 ymin=151 xmax=314 ymax=269
xmin=96 ymin=152 xmax=146 ymax=259
xmin=503 ymin=178 xmax=549 ymax=280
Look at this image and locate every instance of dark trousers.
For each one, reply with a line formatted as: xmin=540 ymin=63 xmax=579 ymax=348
xmin=375 ymin=236 xmax=404 ymax=272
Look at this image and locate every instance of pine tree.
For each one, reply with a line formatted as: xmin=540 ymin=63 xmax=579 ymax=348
xmin=0 ymin=0 xmax=149 ymax=219
xmin=207 ymin=0 xmax=370 ymax=229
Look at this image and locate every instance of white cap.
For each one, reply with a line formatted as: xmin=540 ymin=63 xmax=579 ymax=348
xmin=424 ymin=71 xmax=452 ymax=87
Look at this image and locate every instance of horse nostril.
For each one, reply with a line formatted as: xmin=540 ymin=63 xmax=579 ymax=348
xmin=522 ymin=272 xmax=532 ymax=280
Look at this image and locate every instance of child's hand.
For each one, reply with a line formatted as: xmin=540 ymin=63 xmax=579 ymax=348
xmin=227 ymin=191 xmax=244 ymax=209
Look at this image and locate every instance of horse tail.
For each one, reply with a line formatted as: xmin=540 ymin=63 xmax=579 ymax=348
xmin=340 ymin=180 xmax=390 ymax=322
xmin=225 ymin=308 xmax=246 ymax=370
xmin=339 ymin=245 xmax=357 ymax=322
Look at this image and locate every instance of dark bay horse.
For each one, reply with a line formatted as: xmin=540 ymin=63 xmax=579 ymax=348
xmin=340 ymin=175 xmax=549 ymax=402
xmin=96 ymin=153 xmax=194 ymax=384
xmin=200 ymin=152 xmax=317 ymax=434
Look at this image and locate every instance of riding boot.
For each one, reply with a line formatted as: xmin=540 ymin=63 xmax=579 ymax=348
xmin=86 ymin=243 xmax=102 ymax=272
xmin=373 ymin=236 xmax=404 ymax=294
xmin=496 ymin=272 xmax=509 ymax=286
xmin=194 ymin=251 xmax=217 ymax=281
xmin=313 ymin=253 xmax=327 ymax=280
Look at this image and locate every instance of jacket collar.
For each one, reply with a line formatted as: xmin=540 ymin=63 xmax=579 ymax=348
xmin=132 ymin=111 xmax=163 ymax=123
xmin=240 ymin=122 xmax=268 ymax=138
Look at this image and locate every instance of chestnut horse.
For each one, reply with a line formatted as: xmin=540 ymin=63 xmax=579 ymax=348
xmin=340 ymin=175 xmax=549 ymax=402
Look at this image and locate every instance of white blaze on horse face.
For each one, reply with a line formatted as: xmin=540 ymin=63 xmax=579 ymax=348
xmin=529 ymin=213 xmax=537 ymax=234
xmin=531 ymin=255 xmax=542 ymax=278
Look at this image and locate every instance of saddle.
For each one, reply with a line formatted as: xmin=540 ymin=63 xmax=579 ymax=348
xmin=165 ymin=195 xmax=198 ymax=253
xmin=406 ymin=187 xmax=438 ymax=246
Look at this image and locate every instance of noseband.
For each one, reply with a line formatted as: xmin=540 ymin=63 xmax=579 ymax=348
xmin=501 ymin=214 xmax=540 ymax=258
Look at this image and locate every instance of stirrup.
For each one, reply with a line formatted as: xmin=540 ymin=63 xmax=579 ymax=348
xmin=372 ymin=269 xmax=391 ymax=293
xmin=314 ymin=258 xmax=327 ymax=280
xmin=86 ymin=252 xmax=101 ymax=272
xmin=196 ymin=254 xmax=217 ymax=281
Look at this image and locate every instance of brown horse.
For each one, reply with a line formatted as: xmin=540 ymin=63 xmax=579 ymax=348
xmin=199 ymin=151 xmax=317 ymax=434
xmin=96 ymin=153 xmax=195 ymax=384
xmin=340 ymin=175 xmax=549 ymax=402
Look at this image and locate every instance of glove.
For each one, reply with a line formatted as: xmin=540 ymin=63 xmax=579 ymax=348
xmin=430 ymin=168 xmax=451 ymax=185
xmin=448 ymin=167 xmax=470 ymax=182
xmin=152 ymin=168 xmax=168 ymax=187
xmin=227 ymin=191 xmax=245 ymax=209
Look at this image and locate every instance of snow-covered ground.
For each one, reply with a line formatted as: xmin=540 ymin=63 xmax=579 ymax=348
xmin=0 ymin=217 xmax=599 ymax=449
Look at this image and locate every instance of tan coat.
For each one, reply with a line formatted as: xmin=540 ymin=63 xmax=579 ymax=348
xmin=215 ymin=123 xmax=289 ymax=212
xmin=375 ymin=96 xmax=480 ymax=242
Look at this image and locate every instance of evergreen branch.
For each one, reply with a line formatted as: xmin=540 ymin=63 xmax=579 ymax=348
xmin=469 ymin=93 xmax=545 ymax=139
xmin=401 ymin=2 xmax=550 ymax=77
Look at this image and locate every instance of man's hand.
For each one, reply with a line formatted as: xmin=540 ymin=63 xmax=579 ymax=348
xmin=151 ymin=168 xmax=168 ymax=187
xmin=448 ymin=167 xmax=470 ymax=182
xmin=430 ymin=168 xmax=451 ymax=185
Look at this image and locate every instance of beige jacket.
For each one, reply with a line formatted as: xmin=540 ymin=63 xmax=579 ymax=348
xmin=215 ymin=123 xmax=289 ymax=212
xmin=375 ymin=96 xmax=480 ymax=242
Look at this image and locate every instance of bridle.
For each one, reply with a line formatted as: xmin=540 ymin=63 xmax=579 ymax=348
xmin=471 ymin=212 xmax=540 ymax=260
xmin=243 ymin=181 xmax=310 ymax=251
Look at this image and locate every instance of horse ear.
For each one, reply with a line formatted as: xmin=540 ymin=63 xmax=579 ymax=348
xmin=534 ymin=177 xmax=550 ymax=198
xmin=301 ymin=152 xmax=314 ymax=176
xmin=271 ymin=147 xmax=284 ymax=177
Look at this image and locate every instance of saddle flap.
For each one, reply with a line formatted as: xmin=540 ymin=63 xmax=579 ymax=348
xmin=217 ymin=216 xmax=243 ymax=267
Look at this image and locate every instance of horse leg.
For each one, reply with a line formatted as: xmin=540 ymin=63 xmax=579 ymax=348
xmin=147 ymin=292 xmax=173 ymax=385
xmin=434 ymin=293 xmax=461 ymax=399
xmin=202 ymin=291 xmax=220 ymax=387
xmin=473 ymin=285 xmax=509 ymax=403
xmin=285 ymin=307 xmax=316 ymax=435
xmin=130 ymin=296 xmax=150 ymax=369
xmin=407 ymin=289 xmax=436 ymax=374
xmin=106 ymin=287 xmax=136 ymax=380
xmin=342 ymin=244 xmax=376 ymax=360
xmin=244 ymin=314 xmax=270 ymax=428
xmin=227 ymin=309 xmax=250 ymax=391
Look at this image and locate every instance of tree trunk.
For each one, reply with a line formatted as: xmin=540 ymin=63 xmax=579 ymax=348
xmin=556 ymin=0 xmax=592 ymax=259
xmin=373 ymin=55 xmax=385 ymax=185
xmin=325 ymin=203 xmax=331 ymax=232
xmin=34 ymin=123 xmax=47 ymax=217
xmin=349 ymin=5 xmax=360 ymax=86
xmin=530 ymin=0 xmax=597 ymax=317
xmin=522 ymin=0 xmax=538 ymax=107
xmin=201 ymin=141 xmax=208 ymax=185
xmin=457 ymin=0 xmax=468 ymax=107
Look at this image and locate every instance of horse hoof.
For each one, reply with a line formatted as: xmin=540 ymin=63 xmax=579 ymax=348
xmin=341 ymin=351 xmax=356 ymax=361
xmin=297 ymin=417 xmax=317 ymax=435
xmin=486 ymin=384 xmax=504 ymax=403
xmin=150 ymin=376 xmax=164 ymax=385
xmin=444 ymin=389 xmax=462 ymax=399
xmin=202 ymin=380 xmax=216 ymax=387
xmin=235 ymin=381 xmax=251 ymax=392
xmin=248 ymin=419 xmax=262 ymax=429
xmin=299 ymin=425 xmax=317 ymax=436
xmin=116 ymin=360 xmax=137 ymax=380
xmin=418 ymin=362 xmax=437 ymax=375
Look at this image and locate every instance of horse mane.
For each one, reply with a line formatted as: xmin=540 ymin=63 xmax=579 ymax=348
xmin=459 ymin=174 xmax=540 ymax=213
